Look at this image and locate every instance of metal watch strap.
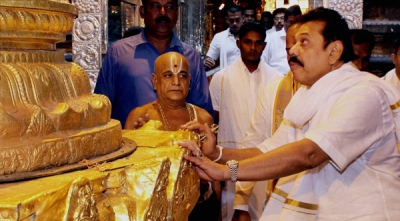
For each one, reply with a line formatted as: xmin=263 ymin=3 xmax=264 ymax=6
xmin=226 ymin=160 xmax=238 ymax=182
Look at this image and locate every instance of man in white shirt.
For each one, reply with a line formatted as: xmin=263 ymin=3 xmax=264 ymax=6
xmin=266 ymin=8 xmax=286 ymax=35
xmin=383 ymin=37 xmax=400 ymax=90
xmin=232 ymin=22 xmax=302 ymax=221
xmin=182 ymin=7 xmax=400 ymax=221
xmin=262 ymin=5 xmax=302 ymax=75
xmin=204 ymin=5 xmax=244 ymax=70
xmin=209 ymin=22 xmax=283 ymax=221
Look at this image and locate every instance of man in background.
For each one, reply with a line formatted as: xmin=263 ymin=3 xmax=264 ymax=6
xmin=243 ymin=6 xmax=256 ymax=22
xmin=383 ymin=37 xmax=400 ymax=90
xmin=263 ymin=5 xmax=302 ymax=75
xmin=209 ymin=22 xmax=282 ymax=221
xmin=204 ymin=5 xmax=244 ymax=70
xmin=260 ymin=11 xmax=273 ymax=31
xmin=350 ymin=29 xmax=375 ymax=71
xmin=232 ymin=21 xmax=303 ymax=221
xmin=94 ymin=0 xmax=213 ymax=125
xmin=266 ymin=7 xmax=286 ymax=34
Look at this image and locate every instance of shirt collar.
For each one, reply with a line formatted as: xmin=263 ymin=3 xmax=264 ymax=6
xmin=277 ymin=29 xmax=286 ymax=37
xmin=227 ymin=28 xmax=237 ymax=38
xmin=237 ymin=57 xmax=261 ymax=74
xmin=138 ymin=29 xmax=183 ymax=50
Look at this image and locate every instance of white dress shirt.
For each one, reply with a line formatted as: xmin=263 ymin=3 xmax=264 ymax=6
xmin=206 ymin=28 xmax=240 ymax=69
xmin=262 ymin=29 xmax=289 ymax=75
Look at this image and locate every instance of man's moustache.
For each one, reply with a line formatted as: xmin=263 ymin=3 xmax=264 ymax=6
xmin=289 ymin=56 xmax=304 ymax=66
xmin=155 ymin=16 xmax=171 ymax=23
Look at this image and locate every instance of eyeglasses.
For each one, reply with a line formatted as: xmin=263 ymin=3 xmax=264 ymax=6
xmin=244 ymin=14 xmax=255 ymax=18
xmin=227 ymin=17 xmax=242 ymax=24
xmin=274 ymin=16 xmax=285 ymax=21
xmin=148 ymin=3 xmax=177 ymax=12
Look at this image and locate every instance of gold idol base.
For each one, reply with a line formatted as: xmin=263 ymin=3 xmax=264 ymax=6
xmin=0 ymin=129 xmax=200 ymax=221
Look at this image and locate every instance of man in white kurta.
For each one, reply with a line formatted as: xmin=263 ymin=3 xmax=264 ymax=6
xmin=210 ymin=56 xmax=282 ymax=221
xmin=231 ymin=20 xmax=304 ymax=221
xmin=382 ymin=68 xmax=400 ymax=90
xmin=233 ymin=71 xmax=300 ymax=220
xmin=262 ymin=29 xmax=289 ymax=75
xmin=382 ymin=38 xmax=400 ymax=90
xmin=209 ymin=22 xmax=283 ymax=221
xmin=262 ymin=5 xmax=302 ymax=75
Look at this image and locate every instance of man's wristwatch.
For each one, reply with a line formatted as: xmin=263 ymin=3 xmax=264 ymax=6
xmin=226 ymin=160 xmax=239 ymax=182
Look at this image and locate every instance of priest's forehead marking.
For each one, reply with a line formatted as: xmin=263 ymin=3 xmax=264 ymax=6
xmin=164 ymin=55 xmax=187 ymax=74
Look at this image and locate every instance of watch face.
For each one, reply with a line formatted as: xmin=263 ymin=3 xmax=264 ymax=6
xmin=227 ymin=160 xmax=238 ymax=167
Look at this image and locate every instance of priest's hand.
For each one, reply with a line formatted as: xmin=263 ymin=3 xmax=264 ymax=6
xmin=125 ymin=114 xmax=150 ymax=129
xmin=181 ymin=121 xmax=219 ymax=160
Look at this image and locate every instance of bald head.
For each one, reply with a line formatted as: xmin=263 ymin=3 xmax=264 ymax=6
xmin=153 ymin=52 xmax=191 ymax=102
xmin=154 ymin=52 xmax=189 ymax=76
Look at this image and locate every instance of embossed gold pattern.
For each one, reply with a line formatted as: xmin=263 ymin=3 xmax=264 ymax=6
xmin=0 ymin=0 xmax=121 ymax=176
xmin=0 ymin=0 xmax=77 ymax=50
xmin=0 ymin=130 xmax=199 ymax=221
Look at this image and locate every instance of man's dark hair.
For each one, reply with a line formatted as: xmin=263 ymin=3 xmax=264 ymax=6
xmin=225 ymin=4 xmax=243 ymax=17
xmin=300 ymin=7 xmax=355 ymax=63
xmin=261 ymin=11 xmax=272 ymax=20
xmin=243 ymin=6 xmax=256 ymax=13
xmin=284 ymin=5 xmax=302 ymax=20
xmin=261 ymin=11 xmax=273 ymax=29
xmin=272 ymin=8 xmax=287 ymax=18
xmin=243 ymin=5 xmax=257 ymax=15
xmin=123 ymin=26 xmax=143 ymax=38
xmin=350 ymin=29 xmax=375 ymax=52
xmin=237 ymin=22 xmax=266 ymax=42
xmin=393 ymin=37 xmax=400 ymax=55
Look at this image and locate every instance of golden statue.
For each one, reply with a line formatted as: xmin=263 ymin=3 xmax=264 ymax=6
xmin=0 ymin=0 xmax=121 ymax=176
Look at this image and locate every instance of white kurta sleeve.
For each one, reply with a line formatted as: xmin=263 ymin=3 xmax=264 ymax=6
xmin=209 ymin=70 xmax=223 ymax=111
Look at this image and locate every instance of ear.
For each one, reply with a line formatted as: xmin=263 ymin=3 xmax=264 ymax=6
xmin=328 ymin=41 xmax=343 ymax=65
xmin=236 ymin=39 xmax=240 ymax=48
xmin=151 ymin=73 xmax=157 ymax=90
xmin=392 ymin=53 xmax=396 ymax=65
xmin=139 ymin=5 xmax=145 ymax=19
